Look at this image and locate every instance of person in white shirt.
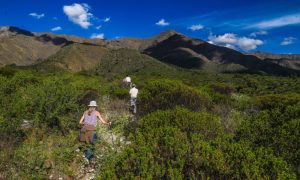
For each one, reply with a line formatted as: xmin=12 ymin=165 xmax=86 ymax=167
xmin=129 ymin=84 xmax=138 ymax=114
xmin=123 ymin=75 xmax=132 ymax=87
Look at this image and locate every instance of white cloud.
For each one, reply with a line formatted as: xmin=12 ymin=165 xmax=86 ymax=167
xmin=29 ymin=13 xmax=45 ymax=19
xmin=209 ymin=33 xmax=237 ymax=44
xmin=103 ymin=17 xmax=110 ymax=22
xmin=156 ymin=19 xmax=170 ymax=26
xmin=188 ymin=24 xmax=204 ymax=31
xmin=51 ymin=26 xmax=62 ymax=31
xmin=95 ymin=25 xmax=102 ymax=30
xmin=238 ymin=37 xmax=264 ymax=51
xmin=281 ymin=37 xmax=296 ymax=45
xmin=248 ymin=13 xmax=300 ymax=29
xmin=224 ymin=43 xmax=237 ymax=50
xmin=90 ymin=33 xmax=105 ymax=39
xmin=208 ymin=33 xmax=263 ymax=51
xmin=63 ymin=3 xmax=93 ymax=29
xmin=249 ymin=30 xmax=268 ymax=37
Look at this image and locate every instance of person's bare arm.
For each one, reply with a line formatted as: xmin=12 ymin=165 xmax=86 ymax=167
xmin=79 ymin=113 xmax=85 ymax=124
xmin=96 ymin=111 xmax=109 ymax=125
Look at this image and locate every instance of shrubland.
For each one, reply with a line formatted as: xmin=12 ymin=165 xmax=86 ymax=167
xmin=0 ymin=65 xmax=299 ymax=179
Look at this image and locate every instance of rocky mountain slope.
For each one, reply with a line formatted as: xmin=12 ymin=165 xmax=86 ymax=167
xmin=246 ymin=51 xmax=300 ymax=71
xmin=247 ymin=51 xmax=300 ymax=60
xmin=0 ymin=26 xmax=299 ymax=75
xmin=142 ymin=32 xmax=299 ymax=75
xmin=0 ymin=26 xmax=72 ymax=66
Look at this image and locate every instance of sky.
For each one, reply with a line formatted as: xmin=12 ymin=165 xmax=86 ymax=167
xmin=0 ymin=0 xmax=300 ymax=54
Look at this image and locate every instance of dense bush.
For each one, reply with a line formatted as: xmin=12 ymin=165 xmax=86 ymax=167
xmin=0 ymin=66 xmax=18 ymax=77
xmin=99 ymin=107 xmax=296 ymax=179
xmin=210 ymin=83 xmax=235 ymax=95
xmin=1 ymin=67 xmax=299 ymax=179
xmin=139 ymin=79 xmax=212 ymax=115
xmin=237 ymin=94 xmax=300 ymax=176
xmin=139 ymin=107 xmax=222 ymax=140
xmin=255 ymin=93 xmax=300 ymax=110
xmin=0 ymin=72 xmax=108 ymax=138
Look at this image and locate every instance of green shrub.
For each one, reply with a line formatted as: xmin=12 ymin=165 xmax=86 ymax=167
xmin=110 ymin=87 xmax=129 ymax=100
xmin=255 ymin=93 xmax=300 ymax=110
xmin=0 ymin=66 xmax=18 ymax=77
xmin=210 ymin=83 xmax=235 ymax=95
xmin=237 ymin=95 xmax=300 ymax=176
xmin=99 ymin=107 xmax=296 ymax=179
xmin=140 ymin=106 xmax=222 ymax=140
xmin=1 ymin=68 xmax=299 ymax=179
xmin=139 ymin=79 xmax=212 ymax=115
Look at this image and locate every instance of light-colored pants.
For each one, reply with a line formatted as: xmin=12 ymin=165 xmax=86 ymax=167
xmin=130 ymin=97 xmax=137 ymax=113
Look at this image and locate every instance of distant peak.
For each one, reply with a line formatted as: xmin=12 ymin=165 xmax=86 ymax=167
xmin=0 ymin=26 xmax=10 ymax=31
xmin=0 ymin=26 xmax=34 ymax=37
xmin=150 ymin=29 xmax=183 ymax=43
xmin=158 ymin=29 xmax=181 ymax=37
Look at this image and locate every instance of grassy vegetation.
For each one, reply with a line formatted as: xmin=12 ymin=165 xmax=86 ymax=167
xmin=0 ymin=64 xmax=299 ymax=179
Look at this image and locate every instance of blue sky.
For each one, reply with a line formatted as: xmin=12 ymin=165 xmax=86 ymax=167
xmin=0 ymin=0 xmax=300 ymax=53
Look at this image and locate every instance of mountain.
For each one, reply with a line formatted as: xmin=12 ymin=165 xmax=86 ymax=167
xmin=0 ymin=26 xmax=299 ymax=75
xmin=246 ymin=51 xmax=300 ymax=60
xmin=246 ymin=51 xmax=300 ymax=71
xmin=0 ymin=26 xmax=73 ymax=66
xmin=106 ymin=30 xmax=179 ymax=50
xmin=33 ymin=43 xmax=109 ymax=72
xmin=33 ymin=43 xmax=176 ymax=77
xmin=0 ymin=26 xmax=175 ymax=67
xmin=142 ymin=32 xmax=299 ymax=75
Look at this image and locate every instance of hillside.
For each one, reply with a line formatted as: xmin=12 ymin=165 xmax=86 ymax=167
xmin=33 ymin=43 xmax=177 ymax=77
xmin=1 ymin=26 xmax=300 ymax=76
xmin=264 ymin=58 xmax=300 ymax=71
xmin=0 ymin=66 xmax=299 ymax=179
xmin=246 ymin=51 xmax=300 ymax=71
xmin=33 ymin=43 xmax=110 ymax=72
xmin=143 ymin=33 xmax=299 ymax=75
xmin=107 ymin=30 xmax=179 ymax=50
xmin=0 ymin=28 xmax=299 ymax=180
xmin=0 ymin=26 xmax=72 ymax=66
xmin=247 ymin=51 xmax=300 ymax=60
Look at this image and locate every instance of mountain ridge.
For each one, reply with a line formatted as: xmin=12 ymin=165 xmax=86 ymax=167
xmin=246 ymin=51 xmax=300 ymax=60
xmin=0 ymin=26 xmax=299 ymax=75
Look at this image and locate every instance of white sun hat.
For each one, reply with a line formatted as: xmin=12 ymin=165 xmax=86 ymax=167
xmin=88 ymin=101 xmax=98 ymax=107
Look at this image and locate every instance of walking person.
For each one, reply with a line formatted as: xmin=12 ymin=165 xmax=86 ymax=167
xmin=79 ymin=100 xmax=109 ymax=144
xmin=129 ymin=84 xmax=139 ymax=114
xmin=123 ymin=75 xmax=132 ymax=88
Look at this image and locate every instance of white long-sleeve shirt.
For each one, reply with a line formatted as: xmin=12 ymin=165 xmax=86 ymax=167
xmin=129 ymin=87 xmax=138 ymax=98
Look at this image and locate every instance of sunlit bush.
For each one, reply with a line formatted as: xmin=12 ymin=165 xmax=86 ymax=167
xmin=139 ymin=79 xmax=212 ymax=115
